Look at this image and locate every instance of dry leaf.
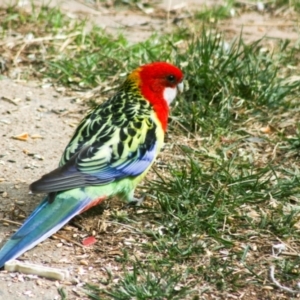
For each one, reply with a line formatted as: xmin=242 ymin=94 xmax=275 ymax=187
xmin=13 ymin=133 xmax=29 ymax=141
xmin=260 ymin=125 xmax=275 ymax=134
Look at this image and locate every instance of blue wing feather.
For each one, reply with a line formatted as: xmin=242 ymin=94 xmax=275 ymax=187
xmin=30 ymin=138 xmax=157 ymax=194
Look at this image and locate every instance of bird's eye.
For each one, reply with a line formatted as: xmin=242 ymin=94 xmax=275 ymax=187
xmin=167 ymin=75 xmax=176 ymax=83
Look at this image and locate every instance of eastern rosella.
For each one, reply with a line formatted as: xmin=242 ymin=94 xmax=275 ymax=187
xmin=0 ymin=62 xmax=184 ymax=267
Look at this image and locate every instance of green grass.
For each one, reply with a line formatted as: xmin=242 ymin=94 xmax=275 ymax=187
xmin=0 ymin=4 xmax=183 ymax=90
xmin=1 ymin=2 xmax=300 ymax=299
xmin=85 ymin=260 xmax=191 ymax=299
xmin=195 ymin=0 xmax=236 ymax=21
xmin=175 ymin=31 xmax=299 ymax=131
xmin=270 ymin=0 xmax=300 ymax=11
xmin=194 ymin=0 xmax=300 ymax=21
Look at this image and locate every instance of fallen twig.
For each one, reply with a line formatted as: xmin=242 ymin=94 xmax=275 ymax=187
xmin=5 ymin=260 xmax=69 ymax=280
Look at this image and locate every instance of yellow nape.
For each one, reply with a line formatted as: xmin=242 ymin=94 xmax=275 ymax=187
xmin=127 ymin=67 xmax=142 ymax=86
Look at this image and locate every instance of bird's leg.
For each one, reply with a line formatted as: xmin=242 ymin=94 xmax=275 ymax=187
xmin=124 ymin=190 xmax=146 ymax=207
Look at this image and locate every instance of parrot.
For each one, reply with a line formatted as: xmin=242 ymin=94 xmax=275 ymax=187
xmin=0 ymin=61 xmax=184 ymax=268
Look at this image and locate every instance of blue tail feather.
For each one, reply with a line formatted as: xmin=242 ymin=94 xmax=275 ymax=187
xmin=0 ymin=191 xmax=92 ymax=268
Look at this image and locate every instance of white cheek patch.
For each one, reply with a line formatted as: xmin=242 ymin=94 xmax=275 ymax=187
xmin=163 ymin=87 xmax=177 ymax=105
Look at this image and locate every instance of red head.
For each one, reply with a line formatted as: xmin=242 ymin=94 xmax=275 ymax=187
xmin=128 ymin=62 xmax=184 ymax=131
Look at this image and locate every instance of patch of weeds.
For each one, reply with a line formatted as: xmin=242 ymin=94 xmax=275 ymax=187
xmin=100 ymin=0 xmax=147 ymax=9
xmin=172 ymin=30 xmax=299 ymax=135
xmin=1 ymin=4 xmax=67 ymax=31
xmin=269 ymin=0 xmax=300 ymax=12
xmin=46 ymin=32 xmax=182 ymax=89
xmin=0 ymin=4 xmax=74 ymax=80
xmin=195 ymin=0 xmax=236 ymax=22
xmin=142 ymin=147 xmax=300 ymax=291
xmin=46 ymin=30 xmax=128 ymax=88
xmin=285 ymin=124 xmax=300 ymax=151
xmin=85 ymin=258 xmax=192 ymax=300
xmin=0 ymin=4 xmax=181 ymax=87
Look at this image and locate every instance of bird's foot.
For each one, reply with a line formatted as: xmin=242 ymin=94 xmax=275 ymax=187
xmin=126 ymin=195 xmax=146 ymax=207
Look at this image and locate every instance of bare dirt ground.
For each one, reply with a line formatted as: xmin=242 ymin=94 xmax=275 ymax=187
xmin=0 ymin=0 xmax=299 ymax=299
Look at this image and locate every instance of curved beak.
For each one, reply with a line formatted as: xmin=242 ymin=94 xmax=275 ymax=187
xmin=177 ymin=81 xmax=184 ymax=93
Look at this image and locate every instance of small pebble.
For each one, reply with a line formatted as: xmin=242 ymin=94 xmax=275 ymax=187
xmin=79 ymin=260 xmax=89 ymax=266
xmin=36 ymin=279 xmax=43 ymax=286
xmin=15 ymin=200 xmax=25 ymax=205
xmin=33 ymin=154 xmax=44 ymax=160
xmin=0 ymin=119 xmax=11 ymax=124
